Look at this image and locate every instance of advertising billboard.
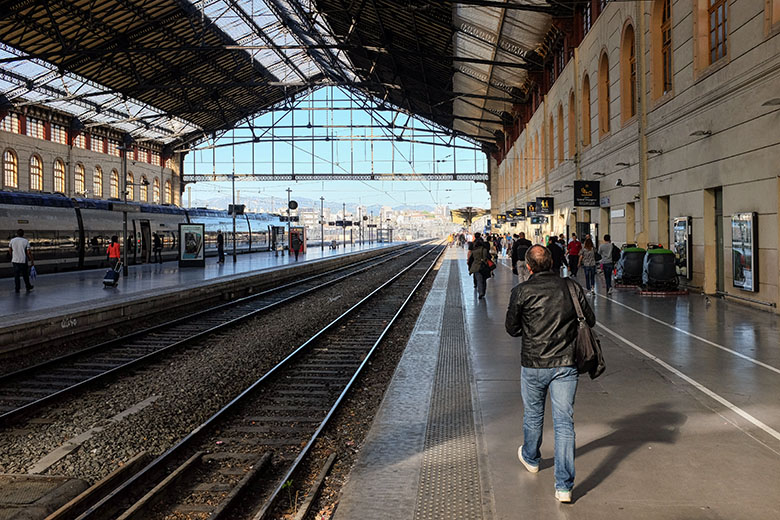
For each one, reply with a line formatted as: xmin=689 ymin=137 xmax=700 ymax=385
xmin=673 ymin=217 xmax=692 ymax=280
xmin=179 ymin=223 xmax=205 ymax=267
xmin=573 ymin=181 xmax=600 ymax=207
xmin=732 ymin=212 xmax=758 ymax=292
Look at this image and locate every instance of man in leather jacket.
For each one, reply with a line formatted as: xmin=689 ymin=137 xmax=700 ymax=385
xmin=504 ymin=245 xmax=595 ymax=503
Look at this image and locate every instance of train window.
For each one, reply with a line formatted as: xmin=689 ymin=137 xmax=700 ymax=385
xmin=32 ymin=231 xmax=58 ymax=260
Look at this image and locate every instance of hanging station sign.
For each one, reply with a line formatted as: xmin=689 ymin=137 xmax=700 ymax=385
xmin=515 ymin=207 xmax=526 ymax=221
xmin=536 ymin=197 xmax=554 ymax=215
xmin=732 ymin=212 xmax=758 ymax=292
xmin=526 ymin=201 xmax=537 ymax=216
xmin=573 ymin=181 xmax=600 ymax=207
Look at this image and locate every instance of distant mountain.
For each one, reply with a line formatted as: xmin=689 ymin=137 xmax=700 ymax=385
xmin=188 ymin=194 xmax=439 ymax=215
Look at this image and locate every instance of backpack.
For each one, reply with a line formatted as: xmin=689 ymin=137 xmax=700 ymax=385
xmin=611 ymin=244 xmax=621 ymax=263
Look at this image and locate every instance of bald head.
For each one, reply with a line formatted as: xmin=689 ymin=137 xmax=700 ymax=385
xmin=526 ymin=245 xmax=552 ymax=273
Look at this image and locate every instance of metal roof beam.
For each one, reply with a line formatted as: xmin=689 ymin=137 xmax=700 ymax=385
xmin=449 ymin=0 xmax=555 ymax=14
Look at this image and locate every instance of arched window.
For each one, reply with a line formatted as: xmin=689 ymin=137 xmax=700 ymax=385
xmin=30 ymin=155 xmax=43 ymax=191
xmin=568 ymin=91 xmax=576 ymax=158
xmin=93 ymin=166 xmax=103 ymax=198
xmin=621 ymin=24 xmax=637 ymax=123
xmin=548 ymin=116 xmax=555 ymax=169
xmin=164 ymin=180 xmax=172 ymax=204
xmin=598 ymin=52 xmax=611 ymax=136
xmin=75 ymin=164 xmax=85 ymax=194
xmin=557 ymin=104 xmax=564 ymax=164
xmin=140 ymin=176 xmax=148 ymax=202
xmin=3 ymin=149 xmax=18 ymax=188
xmin=652 ymin=0 xmax=673 ymax=98
xmin=110 ymin=170 xmax=119 ymax=198
xmin=54 ymin=159 xmax=66 ymax=193
xmin=153 ymin=177 xmax=160 ymax=203
xmin=126 ymin=172 xmax=134 ymax=201
xmin=582 ymin=75 xmax=592 ymax=147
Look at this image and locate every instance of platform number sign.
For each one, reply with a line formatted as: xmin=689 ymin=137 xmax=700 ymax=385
xmin=536 ymin=197 xmax=554 ymax=215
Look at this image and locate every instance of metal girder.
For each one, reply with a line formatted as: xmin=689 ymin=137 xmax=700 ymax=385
xmin=182 ymin=173 xmax=488 ymax=182
xmin=449 ymin=0 xmax=555 ymax=13
xmin=222 ymin=0 xmax=308 ymax=82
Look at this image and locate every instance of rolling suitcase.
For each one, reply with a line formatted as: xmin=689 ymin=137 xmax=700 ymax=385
xmin=103 ymin=262 xmax=121 ymax=288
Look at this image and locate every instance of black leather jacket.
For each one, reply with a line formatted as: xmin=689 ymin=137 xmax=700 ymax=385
xmin=505 ymin=272 xmax=596 ymax=368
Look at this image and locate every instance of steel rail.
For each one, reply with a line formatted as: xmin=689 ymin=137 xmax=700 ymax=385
xmin=0 ymin=244 xmax=419 ymax=426
xmin=76 ymin=243 xmax=444 ymax=520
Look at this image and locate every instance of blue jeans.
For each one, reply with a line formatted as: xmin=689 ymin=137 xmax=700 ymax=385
xmin=521 ymin=366 xmax=579 ymax=491
xmin=583 ymin=266 xmax=596 ymax=290
xmin=602 ymin=262 xmax=613 ymax=290
xmin=13 ymin=262 xmax=32 ymax=292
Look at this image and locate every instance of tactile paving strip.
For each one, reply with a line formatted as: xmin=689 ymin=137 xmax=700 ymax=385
xmin=413 ymin=265 xmax=483 ymax=520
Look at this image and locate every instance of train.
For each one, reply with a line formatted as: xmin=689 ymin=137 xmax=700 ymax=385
xmin=0 ymin=191 xmax=287 ymax=277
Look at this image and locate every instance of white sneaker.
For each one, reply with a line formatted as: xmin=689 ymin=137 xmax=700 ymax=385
xmin=608 ymin=288 xmax=613 ymax=295
xmin=555 ymin=489 xmax=572 ymax=503
xmin=590 ymin=289 xmax=595 ymax=295
xmin=517 ymin=446 xmax=539 ymax=473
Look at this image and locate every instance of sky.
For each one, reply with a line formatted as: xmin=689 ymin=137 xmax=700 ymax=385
xmin=184 ymin=87 xmax=491 ymax=210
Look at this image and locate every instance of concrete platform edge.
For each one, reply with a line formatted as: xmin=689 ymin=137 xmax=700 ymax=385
xmin=332 ymin=254 xmax=451 ymax=519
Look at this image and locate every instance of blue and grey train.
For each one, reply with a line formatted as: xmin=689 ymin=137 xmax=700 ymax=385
xmin=0 ymin=191 xmax=286 ymax=277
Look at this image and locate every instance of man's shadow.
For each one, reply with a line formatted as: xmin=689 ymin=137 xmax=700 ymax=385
xmin=572 ymin=402 xmax=686 ymax=499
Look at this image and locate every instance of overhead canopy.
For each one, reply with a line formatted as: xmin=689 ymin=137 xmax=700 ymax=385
xmin=0 ymin=0 xmax=572 ymax=148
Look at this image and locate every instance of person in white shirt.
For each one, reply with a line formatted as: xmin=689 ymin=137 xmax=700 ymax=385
xmin=9 ymin=228 xmax=34 ymax=293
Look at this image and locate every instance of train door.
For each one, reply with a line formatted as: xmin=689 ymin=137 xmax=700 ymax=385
xmin=139 ymin=220 xmax=152 ymax=263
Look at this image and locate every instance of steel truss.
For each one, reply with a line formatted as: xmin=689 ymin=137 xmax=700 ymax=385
xmin=183 ymin=173 xmax=488 ymax=182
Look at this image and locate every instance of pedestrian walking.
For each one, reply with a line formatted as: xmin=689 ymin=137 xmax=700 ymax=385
xmin=153 ymin=233 xmax=163 ymax=264
xmin=106 ymin=235 xmax=121 ymax=270
xmin=290 ymin=232 xmax=303 ymax=261
xmin=547 ymin=236 xmax=567 ymax=273
xmin=468 ymin=232 xmax=489 ymax=298
xmin=216 ymin=230 xmax=225 ymax=263
xmin=505 ymin=245 xmax=595 ymax=503
xmin=579 ymin=238 xmax=597 ymax=294
xmin=511 ymin=232 xmax=533 ymax=282
xmin=567 ymin=233 xmax=582 ymax=277
xmin=9 ymin=229 xmax=34 ymax=293
xmin=597 ymin=234 xmax=615 ymax=294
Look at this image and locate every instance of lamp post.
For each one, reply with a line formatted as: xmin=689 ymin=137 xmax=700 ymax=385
xmin=342 ymin=202 xmax=346 ymax=247
xmin=120 ymin=137 xmax=129 ymax=276
xmin=320 ymin=196 xmax=324 ymax=251
xmin=286 ymin=187 xmax=292 ymax=254
xmin=231 ymin=171 xmax=237 ymax=263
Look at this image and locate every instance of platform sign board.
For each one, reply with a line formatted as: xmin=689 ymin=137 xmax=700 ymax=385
xmin=732 ymin=212 xmax=758 ymax=292
xmin=515 ymin=207 xmax=526 ymax=221
xmin=673 ymin=217 xmax=692 ymax=280
xmin=526 ymin=201 xmax=537 ymax=216
xmin=536 ymin=197 xmax=554 ymax=215
xmin=574 ymin=181 xmax=600 ymax=207
xmin=179 ymin=223 xmax=205 ymax=267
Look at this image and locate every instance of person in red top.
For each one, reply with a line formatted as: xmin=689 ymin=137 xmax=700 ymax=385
xmin=566 ymin=233 xmax=582 ymax=277
xmin=107 ymin=235 xmax=121 ymax=270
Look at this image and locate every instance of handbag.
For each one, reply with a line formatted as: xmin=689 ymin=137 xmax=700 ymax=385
xmin=566 ymin=280 xmax=605 ymax=379
xmin=486 ymin=258 xmax=496 ymax=270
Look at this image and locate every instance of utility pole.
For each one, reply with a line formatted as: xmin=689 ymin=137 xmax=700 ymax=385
xmin=286 ymin=187 xmax=292 ymax=251
xmin=342 ymin=202 xmax=346 ymax=247
xmin=320 ymin=196 xmax=325 ymax=251
xmin=120 ymin=135 xmax=129 ymax=276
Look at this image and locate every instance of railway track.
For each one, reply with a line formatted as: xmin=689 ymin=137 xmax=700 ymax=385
xmin=70 ymin=243 xmax=444 ymax=520
xmin=0 ymin=243 xmax=423 ymax=427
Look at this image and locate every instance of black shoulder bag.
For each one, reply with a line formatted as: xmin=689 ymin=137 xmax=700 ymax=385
xmin=566 ymin=280 xmax=606 ymax=379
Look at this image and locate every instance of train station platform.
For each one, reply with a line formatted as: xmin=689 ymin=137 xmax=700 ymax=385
xmin=0 ymin=241 xmax=399 ymax=356
xmin=334 ymin=247 xmax=780 ymax=519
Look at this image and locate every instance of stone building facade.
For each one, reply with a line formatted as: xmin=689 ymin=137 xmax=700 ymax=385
xmin=490 ymin=0 xmax=780 ymax=310
xmin=1 ymin=106 xmax=182 ymax=205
